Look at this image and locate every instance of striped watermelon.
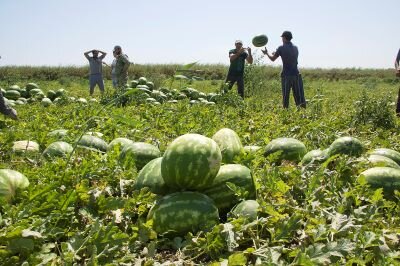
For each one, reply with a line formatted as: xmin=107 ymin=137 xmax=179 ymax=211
xmin=148 ymin=191 xmax=219 ymax=235
xmin=252 ymin=34 xmax=268 ymax=47
xmin=108 ymin=137 xmax=134 ymax=151
xmin=202 ymin=164 xmax=256 ymax=214
xmin=212 ymin=128 xmax=243 ymax=163
xmin=43 ymin=141 xmax=73 ymax=159
xmin=301 ymin=149 xmax=329 ymax=165
xmin=231 ymin=200 xmax=259 ymax=221
xmin=359 ymin=167 xmax=400 ymax=195
xmin=369 ymin=148 xmax=400 ymax=166
xmin=48 ymin=129 xmax=68 ymax=139
xmin=367 ymin=155 xmax=400 ymax=169
xmin=328 ymin=137 xmax=364 ymax=157
xmin=120 ymin=142 xmax=161 ymax=170
xmin=25 ymin=83 xmax=39 ymax=91
xmin=135 ymin=158 xmax=171 ymax=195
xmin=0 ymin=169 xmax=29 ymax=200
xmin=5 ymin=90 xmax=20 ymax=100
xmin=161 ymin=134 xmax=222 ymax=190
xmin=264 ymin=138 xmax=307 ymax=163
xmin=243 ymin=145 xmax=262 ymax=154
xmin=76 ymin=135 xmax=108 ymax=153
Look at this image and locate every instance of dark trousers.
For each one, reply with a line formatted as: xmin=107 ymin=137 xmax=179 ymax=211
xmin=226 ymin=75 xmax=244 ymax=98
xmin=281 ymin=74 xmax=306 ymax=108
xmin=397 ymin=87 xmax=400 ymax=115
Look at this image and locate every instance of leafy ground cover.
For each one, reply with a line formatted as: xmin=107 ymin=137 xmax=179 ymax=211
xmin=0 ymin=67 xmax=400 ymax=265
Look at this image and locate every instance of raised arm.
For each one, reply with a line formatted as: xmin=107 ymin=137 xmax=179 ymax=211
xmin=262 ymin=47 xmax=279 ymax=62
xmin=229 ymin=48 xmax=245 ymax=62
xmin=97 ymin=50 xmax=107 ymax=59
xmin=246 ymin=47 xmax=253 ymax=64
xmin=84 ymin=50 xmax=92 ymax=60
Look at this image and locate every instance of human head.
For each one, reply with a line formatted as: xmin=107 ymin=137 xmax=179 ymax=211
xmin=235 ymin=40 xmax=243 ymax=49
xmin=113 ymin=45 xmax=122 ymax=55
xmin=92 ymin=50 xmax=99 ymax=58
xmin=281 ymin=31 xmax=293 ymax=42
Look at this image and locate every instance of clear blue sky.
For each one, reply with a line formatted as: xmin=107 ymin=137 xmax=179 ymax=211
xmin=0 ymin=0 xmax=399 ymax=68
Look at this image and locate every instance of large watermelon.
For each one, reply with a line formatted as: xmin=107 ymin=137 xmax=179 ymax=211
xmin=25 ymin=83 xmax=39 ymax=91
xmin=252 ymin=34 xmax=268 ymax=47
xmin=0 ymin=169 xmax=29 ymax=200
xmin=264 ymin=138 xmax=307 ymax=163
xmin=41 ymin=97 xmax=53 ymax=107
xmin=359 ymin=167 xmax=400 ymax=195
xmin=138 ymin=77 xmax=147 ymax=85
xmin=43 ymin=141 xmax=73 ymax=159
xmin=148 ymin=191 xmax=219 ymax=235
xmin=161 ymin=134 xmax=222 ymax=190
xmin=369 ymin=148 xmax=400 ymax=166
xmin=48 ymin=129 xmax=68 ymax=139
xmin=328 ymin=137 xmax=364 ymax=157
xmin=202 ymin=164 xmax=255 ymax=214
xmin=135 ymin=158 xmax=170 ymax=195
xmin=5 ymin=90 xmax=20 ymax=100
xmin=231 ymin=200 xmax=259 ymax=221
xmin=108 ymin=137 xmax=134 ymax=151
xmin=301 ymin=149 xmax=329 ymax=165
xmin=12 ymin=140 xmax=40 ymax=154
xmin=212 ymin=128 xmax=243 ymax=163
xmin=367 ymin=155 xmax=400 ymax=169
xmin=119 ymin=142 xmax=161 ymax=170
xmin=76 ymin=135 xmax=108 ymax=153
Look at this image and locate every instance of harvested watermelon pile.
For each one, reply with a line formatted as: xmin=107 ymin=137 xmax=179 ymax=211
xmin=0 ymin=75 xmax=400 ymax=265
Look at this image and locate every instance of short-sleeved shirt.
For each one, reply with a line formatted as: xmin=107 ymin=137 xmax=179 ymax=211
xmin=86 ymin=55 xmax=105 ymax=75
xmin=115 ymin=54 xmax=130 ymax=77
xmin=275 ymin=42 xmax=299 ymax=76
xmin=227 ymin=49 xmax=248 ymax=77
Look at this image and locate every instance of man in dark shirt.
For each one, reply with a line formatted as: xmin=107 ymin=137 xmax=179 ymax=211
xmin=395 ymin=49 xmax=400 ymax=116
xmin=226 ymin=40 xmax=253 ymax=98
xmin=262 ymin=31 xmax=306 ymax=108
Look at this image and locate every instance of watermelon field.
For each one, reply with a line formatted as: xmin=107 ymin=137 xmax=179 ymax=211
xmin=1 ymin=64 xmax=400 ymax=265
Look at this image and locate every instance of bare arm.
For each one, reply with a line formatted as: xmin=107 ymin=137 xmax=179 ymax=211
xmin=229 ymin=48 xmax=245 ymax=62
xmin=246 ymin=47 xmax=253 ymax=64
xmin=262 ymin=48 xmax=279 ymax=62
xmin=84 ymin=50 xmax=92 ymax=60
xmin=97 ymin=50 xmax=107 ymax=59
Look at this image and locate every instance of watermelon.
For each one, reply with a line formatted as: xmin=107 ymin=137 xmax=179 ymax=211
xmin=138 ymin=77 xmax=147 ymax=85
xmin=76 ymin=135 xmax=108 ymax=153
xmin=243 ymin=145 xmax=262 ymax=154
xmin=55 ymin=89 xmax=66 ymax=98
xmin=161 ymin=134 xmax=222 ymax=190
xmin=367 ymin=155 xmax=400 ymax=169
xmin=146 ymin=81 xmax=154 ymax=90
xmin=135 ymin=158 xmax=171 ymax=195
xmin=77 ymin=98 xmax=88 ymax=105
xmin=43 ymin=141 xmax=73 ymax=159
xmin=148 ymin=191 xmax=219 ymax=235
xmin=264 ymin=138 xmax=307 ymax=163
xmin=231 ymin=200 xmax=259 ymax=221
xmin=108 ymin=137 xmax=134 ymax=151
xmin=5 ymin=90 xmax=20 ymax=100
xmin=41 ymin=97 xmax=52 ymax=107
xmin=359 ymin=167 xmax=400 ymax=194
xmin=301 ymin=149 xmax=329 ymax=165
xmin=25 ymin=83 xmax=39 ymax=91
xmin=212 ymin=128 xmax=243 ymax=163
xmin=29 ymin=88 xmax=43 ymax=97
xmin=7 ymin=85 xmax=21 ymax=92
xmin=202 ymin=164 xmax=256 ymax=214
xmin=12 ymin=140 xmax=40 ymax=154
xmin=369 ymin=148 xmax=400 ymax=166
xmin=130 ymin=80 xmax=139 ymax=88
xmin=328 ymin=137 xmax=364 ymax=157
xmin=0 ymin=169 xmax=29 ymax=200
xmin=48 ymin=129 xmax=68 ymax=139
xmin=119 ymin=142 xmax=161 ymax=170
xmin=252 ymin=34 xmax=268 ymax=47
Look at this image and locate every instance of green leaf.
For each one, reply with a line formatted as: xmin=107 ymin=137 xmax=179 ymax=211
xmin=8 ymin=237 xmax=35 ymax=255
xmin=228 ymin=252 xmax=247 ymax=266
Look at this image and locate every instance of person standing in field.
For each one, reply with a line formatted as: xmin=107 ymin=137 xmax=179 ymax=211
xmin=0 ymin=56 xmax=18 ymax=120
xmin=262 ymin=31 xmax=306 ymax=108
xmin=84 ymin=49 xmax=107 ymax=96
xmin=113 ymin=45 xmax=130 ymax=89
xmin=395 ymin=48 xmax=400 ymax=116
xmin=111 ymin=50 xmax=118 ymax=88
xmin=225 ymin=40 xmax=253 ymax=99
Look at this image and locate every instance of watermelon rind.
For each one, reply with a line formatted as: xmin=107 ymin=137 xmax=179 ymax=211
xmin=212 ymin=128 xmax=243 ymax=163
xmin=264 ymin=138 xmax=307 ymax=163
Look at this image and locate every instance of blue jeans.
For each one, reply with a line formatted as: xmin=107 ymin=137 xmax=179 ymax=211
xmin=89 ymin=74 xmax=104 ymax=95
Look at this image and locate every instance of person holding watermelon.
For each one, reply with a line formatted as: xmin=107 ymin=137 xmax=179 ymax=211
xmin=262 ymin=31 xmax=306 ymax=109
xmin=225 ymin=40 xmax=253 ymax=98
xmin=395 ymin=48 xmax=400 ymax=116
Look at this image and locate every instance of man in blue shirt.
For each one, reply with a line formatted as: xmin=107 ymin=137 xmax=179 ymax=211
xmin=395 ymin=49 xmax=400 ymax=116
xmin=262 ymin=31 xmax=306 ymax=108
